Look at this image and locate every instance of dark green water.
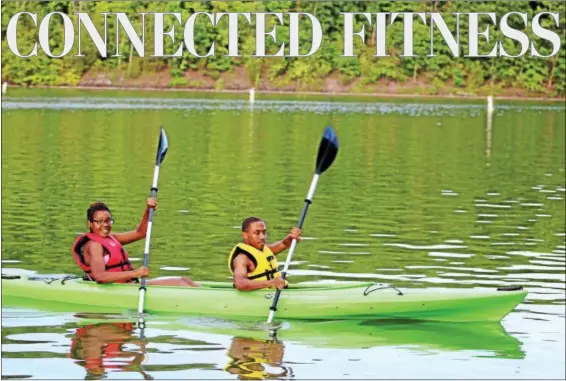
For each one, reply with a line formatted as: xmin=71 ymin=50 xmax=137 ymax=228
xmin=1 ymin=89 xmax=564 ymax=379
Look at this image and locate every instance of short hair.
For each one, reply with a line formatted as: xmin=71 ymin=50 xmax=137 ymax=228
xmin=87 ymin=202 xmax=111 ymax=222
xmin=242 ymin=216 xmax=264 ymax=232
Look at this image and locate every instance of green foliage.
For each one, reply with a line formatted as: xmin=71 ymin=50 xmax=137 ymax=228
xmin=215 ymin=77 xmax=224 ymax=90
xmin=1 ymin=0 xmax=564 ymax=96
xmin=360 ymin=54 xmax=406 ymax=84
xmin=168 ymin=76 xmax=188 ymax=88
xmin=244 ymin=58 xmax=263 ymax=86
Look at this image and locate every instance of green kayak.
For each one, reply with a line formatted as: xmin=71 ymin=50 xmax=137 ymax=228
xmin=1 ymin=275 xmax=527 ymax=323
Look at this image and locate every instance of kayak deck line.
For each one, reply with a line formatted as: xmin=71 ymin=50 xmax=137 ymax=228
xmin=3 ymin=273 xmax=387 ymax=291
xmin=1 ymin=275 xmax=528 ymax=323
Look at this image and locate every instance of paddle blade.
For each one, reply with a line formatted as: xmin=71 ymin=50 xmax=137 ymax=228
xmin=155 ymin=127 xmax=169 ymax=165
xmin=315 ymin=126 xmax=339 ymax=174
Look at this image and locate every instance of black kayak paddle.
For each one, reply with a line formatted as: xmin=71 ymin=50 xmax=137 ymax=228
xmin=266 ymin=126 xmax=339 ymax=325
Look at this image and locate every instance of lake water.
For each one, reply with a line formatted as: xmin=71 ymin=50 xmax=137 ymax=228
xmin=1 ymin=89 xmax=565 ymax=379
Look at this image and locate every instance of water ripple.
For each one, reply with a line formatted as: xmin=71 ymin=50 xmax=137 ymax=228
xmin=383 ymin=243 xmax=467 ymax=250
xmin=3 ymin=96 xmax=564 ymax=116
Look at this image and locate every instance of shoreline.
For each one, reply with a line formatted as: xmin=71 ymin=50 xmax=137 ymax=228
xmin=3 ymin=84 xmax=565 ymax=103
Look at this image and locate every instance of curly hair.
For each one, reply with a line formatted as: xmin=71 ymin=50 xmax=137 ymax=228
xmin=86 ymin=201 xmax=112 ymax=222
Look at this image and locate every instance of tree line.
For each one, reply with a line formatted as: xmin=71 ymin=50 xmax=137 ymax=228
xmin=1 ymin=1 xmax=564 ymax=97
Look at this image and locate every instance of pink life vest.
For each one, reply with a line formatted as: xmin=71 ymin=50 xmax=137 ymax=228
xmin=72 ymin=233 xmax=133 ymax=282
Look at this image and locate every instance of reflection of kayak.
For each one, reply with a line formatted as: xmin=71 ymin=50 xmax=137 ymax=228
xmin=1 ymin=275 xmax=527 ymax=322
xmin=276 ymin=319 xmax=525 ymax=358
xmin=76 ymin=315 xmax=525 ymax=359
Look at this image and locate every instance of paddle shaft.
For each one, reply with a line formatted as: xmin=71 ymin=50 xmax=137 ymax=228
xmin=137 ymin=165 xmax=161 ymax=317
xmin=267 ymin=174 xmax=319 ymax=324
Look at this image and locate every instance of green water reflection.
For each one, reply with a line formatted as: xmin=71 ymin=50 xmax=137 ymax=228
xmin=2 ymin=93 xmax=564 ymax=290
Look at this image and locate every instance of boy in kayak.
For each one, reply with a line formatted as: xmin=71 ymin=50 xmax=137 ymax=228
xmin=72 ymin=198 xmax=198 ymax=287
xmin=228 ymin=216 xmax=301 ymax=291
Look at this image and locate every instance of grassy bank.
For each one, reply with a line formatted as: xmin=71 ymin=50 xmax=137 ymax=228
xmin=3 ymin=81 xmax=565 ymax=104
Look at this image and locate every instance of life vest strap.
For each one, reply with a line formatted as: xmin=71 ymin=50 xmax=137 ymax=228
xmin=248 ymin=268 xmax=278 ymax=280
xmin=82 ymin=260 xmax=132 ymax=275
xmin=106 ymin=261 xmax=132 ymax=270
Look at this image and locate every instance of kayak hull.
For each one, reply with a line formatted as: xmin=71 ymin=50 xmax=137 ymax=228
xmin=1 ymin=276 xmax=527 ymax=323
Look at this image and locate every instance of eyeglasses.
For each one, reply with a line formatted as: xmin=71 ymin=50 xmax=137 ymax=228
xmin=91 ymin=219 xmax=114 ymax=225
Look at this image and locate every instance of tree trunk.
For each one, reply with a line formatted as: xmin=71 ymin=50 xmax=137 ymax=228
xmin=370 ymin=26 xmax=376 ymax=47
xmin=413 ymin=65 xmax=417 ymax=83
xmin=127 ymin=44 xmax=133 ymax=77
xmin=547 ymin=58 xmax=556 ymax=89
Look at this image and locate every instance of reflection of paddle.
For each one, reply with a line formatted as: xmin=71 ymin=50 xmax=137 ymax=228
xmin=267 ymin=127 xmax=339 ymax=325
xmin=138 ymin=335 xmax=154 ymax=380
xmin=137 ymin=127 xmax=169 ymax=326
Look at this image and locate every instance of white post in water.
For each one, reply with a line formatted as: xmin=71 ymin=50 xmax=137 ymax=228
xmin=249 ymin=88 xmax=255 ymax=104
xmin=486 ymin=96 xmax=493 ymax=163
xmin=2 ymin=82 xmax=7 ymax=94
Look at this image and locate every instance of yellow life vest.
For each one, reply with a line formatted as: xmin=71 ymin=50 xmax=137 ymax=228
xmin=228 ymin=243 xmax=280 ymax=281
